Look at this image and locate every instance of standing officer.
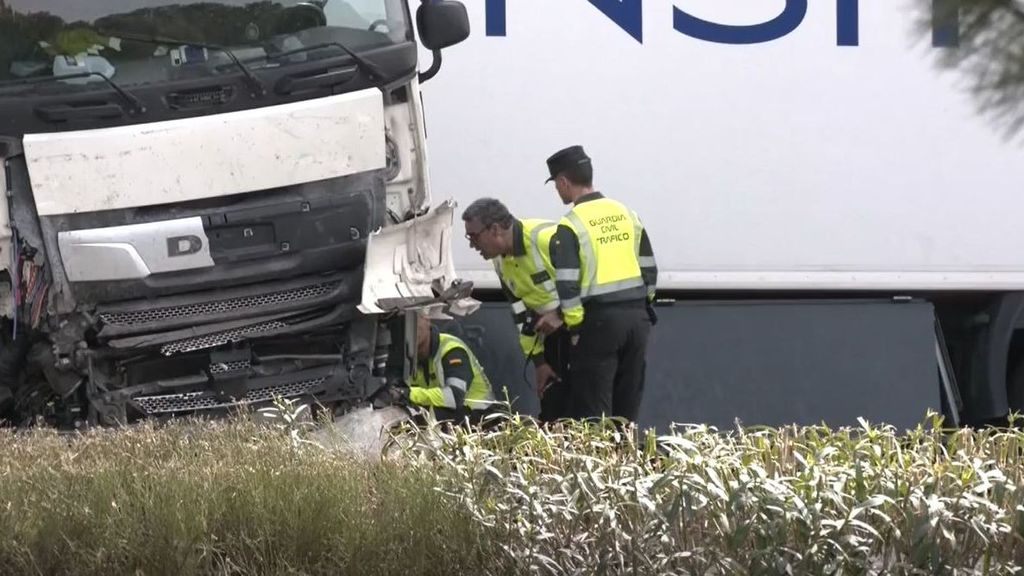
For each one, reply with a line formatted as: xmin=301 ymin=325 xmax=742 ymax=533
xmin=461 ymin=198 xmax=571 ymax=421
xmin=535 ymin=145 xmax=658 ymax=423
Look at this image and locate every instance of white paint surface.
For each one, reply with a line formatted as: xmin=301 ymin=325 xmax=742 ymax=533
xmin=360 ymin=199 xmax=458 ymax=313
xmin=420 ymin=0 xmax=1024 ymax=291
xmin=24 ymin=89 xmax=386 ymax=216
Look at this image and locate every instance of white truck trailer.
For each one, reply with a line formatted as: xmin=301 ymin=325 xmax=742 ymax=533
xmin=421 ymin=0 xmax=1024 ymax=429
xmin=0 ymin=0 xmax=475 ymax=427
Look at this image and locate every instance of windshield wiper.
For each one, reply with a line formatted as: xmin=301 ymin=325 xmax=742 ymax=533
xmin=0 ymin=71 xmax=146 ymax=115
xmin=266 ymin=42 xmax=392 ymax=87
xmin=100 ymin=31 xmax=267 ymax=97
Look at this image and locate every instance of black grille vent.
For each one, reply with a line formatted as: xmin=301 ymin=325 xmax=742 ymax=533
xmin=134 ymin=377 xmax=325 ymax=414
xmin=167 ymin=86 xmax=234 ymax=109
xmin=100 ymin=281 xmax=339 ymax=328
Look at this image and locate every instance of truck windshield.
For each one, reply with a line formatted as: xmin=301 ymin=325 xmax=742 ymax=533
xmin=0 ymin=0 xmax=410 ymax=87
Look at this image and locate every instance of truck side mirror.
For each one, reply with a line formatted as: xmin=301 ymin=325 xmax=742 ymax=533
xmin=416 ymin=1 xmax=470 ymax=51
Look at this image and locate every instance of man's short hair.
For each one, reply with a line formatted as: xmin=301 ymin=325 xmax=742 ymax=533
xmin=462 ymin=197 xmax=514 ymax=229
xmin=562 ymin=163 xmax=593 ymax=187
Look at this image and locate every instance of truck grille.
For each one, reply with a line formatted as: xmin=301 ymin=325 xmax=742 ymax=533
xmin=210 ymin=359 xmax=252 ymax=374
xmin=134 ymin=377 xmax=326 ymax=414
xmin=100 ymin=281 xmax=339 ymax=327
xmin=161 ymin=321 xmax=287 ymax=356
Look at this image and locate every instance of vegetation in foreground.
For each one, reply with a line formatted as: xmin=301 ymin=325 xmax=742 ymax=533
xmin=2 ymin=408 xmax=1024 ymax=575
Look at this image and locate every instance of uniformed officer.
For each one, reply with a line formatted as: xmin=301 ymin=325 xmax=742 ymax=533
xmin=389 ymin=314 xmax=496 ymax=424
xmin=536 ymin=145 xmax=658 ymax=423
xmin=461 ymin=198 xmax=571 ymax=421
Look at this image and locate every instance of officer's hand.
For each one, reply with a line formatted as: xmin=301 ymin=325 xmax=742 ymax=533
xmin=534 ymin=311 xmax=564 ymax=336
xmin=535 ymin=363 xmax=558 ymax=398
xmin=387 ymin=386 xmax=410 ymax=406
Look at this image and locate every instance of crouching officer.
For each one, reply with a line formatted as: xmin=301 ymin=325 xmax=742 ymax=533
xmin=389 ymin=314 xmax=496 ymax=424
xmin=462 ymin=198 xmax=571 ymax=422
xmin=538 ymin=145 xmax=658 ymax=423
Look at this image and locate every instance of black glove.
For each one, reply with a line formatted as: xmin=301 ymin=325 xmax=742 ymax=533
xmin=387 ymin=385 xmax=410 ymax=406
xmin=646 ymin=302 xmax=659 ymax=326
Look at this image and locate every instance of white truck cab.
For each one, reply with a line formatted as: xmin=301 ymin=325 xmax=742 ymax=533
xmin=0 ymin=0 xmax=474 ymax=426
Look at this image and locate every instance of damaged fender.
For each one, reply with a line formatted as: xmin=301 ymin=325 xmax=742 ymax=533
xmin=359 ymin=199 xmax=479 ymax=317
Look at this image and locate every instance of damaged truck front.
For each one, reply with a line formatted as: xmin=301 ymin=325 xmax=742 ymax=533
xmin=0 ymin=0 xmax=472 ymax=427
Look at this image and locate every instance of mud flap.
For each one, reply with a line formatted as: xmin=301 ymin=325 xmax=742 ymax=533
xmin=359 ymin=199 xmax=479 ymax=317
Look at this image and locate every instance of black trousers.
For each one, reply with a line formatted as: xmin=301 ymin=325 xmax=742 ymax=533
xmin=567 ymin=303 xmax=651 ymax=422
xmin=538 ymin=328 xmax=572 ymax=422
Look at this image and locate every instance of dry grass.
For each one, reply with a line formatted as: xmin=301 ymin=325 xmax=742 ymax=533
xmin=0 ymin=416 xmax=488 ymax=576
xmin=4 ymin=407 xmax=1024 ymax=575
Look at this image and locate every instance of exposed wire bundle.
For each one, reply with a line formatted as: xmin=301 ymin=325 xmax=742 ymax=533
xmin=15 ymin=247 xmax=49 ymax=331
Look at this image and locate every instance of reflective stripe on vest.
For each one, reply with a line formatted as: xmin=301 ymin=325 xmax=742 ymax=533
xmin=411 ymin=334 xmax=495 ymax=410
xmin=561 ymin=198 xmax=645 ymax=299
xmin=529 ymin=222 xmax=559 ymax=305
xmin=494 ymin=220 xmax=560 ymax=314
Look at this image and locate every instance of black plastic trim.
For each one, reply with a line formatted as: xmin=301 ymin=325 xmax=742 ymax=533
xmin=97 ymin=272 xmax=361 ymax=338
xmin=41 ymin=169 xmax=385 ymax=304
xmin=107 ymin=301 xmax=357 ymax=351
xmin=0 ymin=42 xmax=416 ymax=137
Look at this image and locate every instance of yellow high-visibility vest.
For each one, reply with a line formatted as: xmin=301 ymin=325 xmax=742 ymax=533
xmin=494 ymin=219 xmax=559 ymax=357
xmin=409 ymin=333 xmax=495 ymax=411
xmin=559 ymin=197 xmax=645 ymax=312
